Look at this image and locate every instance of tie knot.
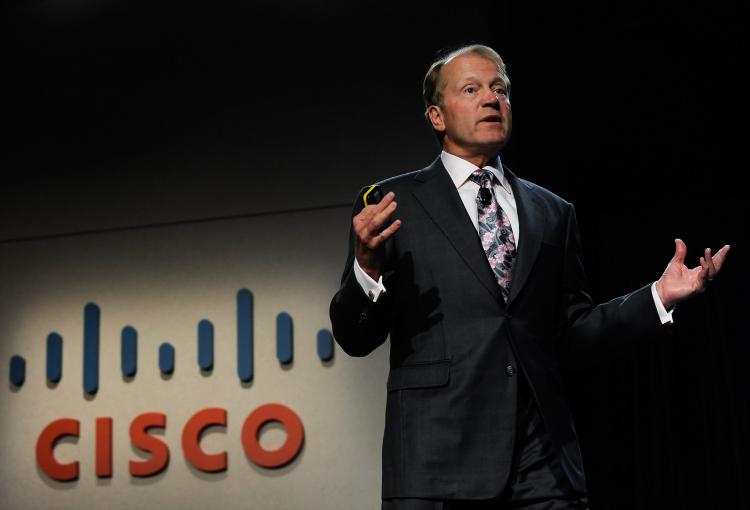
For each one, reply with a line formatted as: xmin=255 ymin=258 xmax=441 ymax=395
xmin=469 ymin=169 xmax=494 ymax=188
xmin=471 ymin=169 xmax=495 ymax=208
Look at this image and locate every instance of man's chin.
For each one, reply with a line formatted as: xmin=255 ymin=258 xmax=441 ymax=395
xmin=476 ymin=136 xmax=509 ymax=153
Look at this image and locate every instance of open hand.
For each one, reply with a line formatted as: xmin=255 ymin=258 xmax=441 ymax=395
xmin=655 ymin=238 xmax=730 ymax=309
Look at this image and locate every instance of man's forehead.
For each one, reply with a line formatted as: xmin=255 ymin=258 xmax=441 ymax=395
xmin=445 ymin=54 xmax=500 ymax=73
xmin=442 ymin=54 xmax=503 ymax=82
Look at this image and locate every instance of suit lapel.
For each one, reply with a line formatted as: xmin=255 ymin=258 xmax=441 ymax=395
xmin=412 ymin=157 xmax=505 ymax=306
xmin=505 ymin=167 xmax=545 ymax=306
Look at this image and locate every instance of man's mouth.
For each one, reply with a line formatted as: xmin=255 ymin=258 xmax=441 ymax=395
xmin=480 ymin=115 xmax=503 ymax=123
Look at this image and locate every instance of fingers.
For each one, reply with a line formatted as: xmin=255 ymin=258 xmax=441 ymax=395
xmin=672 ymin=238 xmax=687 ymax=264
xmin=701 ymin=248 xmax=717 ymax=279
xmin=355 ymin=192 xmax=394 ymax=227
xmin=362 ymin=192 xmax=396 ymax=220
xmin=698 ymin=252 xmax=711 ymax=284
xmin=353 ymin=192 xmax=400 ymax=250
xmin=372 ymin=200 xmax=398 ymax=231
xmin=372 ymin=219 xmax=402 ymax=246
xmin=712 ymin=244 xmax=731 ymax=270
xmin=702 ymin=244 xmax=731 ymax=280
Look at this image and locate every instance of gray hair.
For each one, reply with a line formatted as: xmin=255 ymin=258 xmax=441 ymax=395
xmin=422 ymin=44 xmax=510 ymax=109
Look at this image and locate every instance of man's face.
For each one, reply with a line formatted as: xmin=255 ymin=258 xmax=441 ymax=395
xmin=428 ymin=53 xmax=512 ymax=157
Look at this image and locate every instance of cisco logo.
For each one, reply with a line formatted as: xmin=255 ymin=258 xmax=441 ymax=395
xmin=7 ymin=289 xmax=335 ymax=482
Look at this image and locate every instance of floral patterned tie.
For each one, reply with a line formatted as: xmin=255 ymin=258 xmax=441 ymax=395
xmin=470 ymin=169 xmax=516 ymax=301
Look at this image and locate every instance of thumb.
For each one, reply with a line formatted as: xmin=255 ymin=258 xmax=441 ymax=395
xmin=672 ymin=238 xmax=687 ymax=264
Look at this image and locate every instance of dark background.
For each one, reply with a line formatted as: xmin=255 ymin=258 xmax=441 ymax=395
xmin=3 ymin=1 xmax=747 ymax=508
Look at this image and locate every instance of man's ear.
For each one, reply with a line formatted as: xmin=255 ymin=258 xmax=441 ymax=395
xmin=426 ymin=105 xmax=445 ymax=133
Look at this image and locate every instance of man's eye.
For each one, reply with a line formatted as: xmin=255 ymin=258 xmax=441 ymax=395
xmin=464 ymin=87 xmax=475 ymax=94
xmin=495 ymin=88 xmax=508 ymax=96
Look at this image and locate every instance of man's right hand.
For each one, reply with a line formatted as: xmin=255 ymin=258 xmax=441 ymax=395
xmin=353 ymin=191 xmax=402 ymax=281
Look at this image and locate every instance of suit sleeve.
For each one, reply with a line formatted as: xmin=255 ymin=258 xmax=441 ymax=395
xmin=557 ymin=203 xmax=668 ymax=370
xmin=329 ymin=192 xmax=393 ymax=357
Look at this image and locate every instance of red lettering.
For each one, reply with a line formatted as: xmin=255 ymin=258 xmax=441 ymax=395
xmin=241 ymin=403 xmax=304 ymax=468
xmin=182 ymin=407 xmax=227 ymax=473
xmin=96 ymin=417 xmax=113 ymax=478
xmin=128 ymin=412 xmax=169 ymax=477
xmin=36 ymin=418 xmax=80 ymax=481
xmin=36 ymin=404 xmax=304 ymax=480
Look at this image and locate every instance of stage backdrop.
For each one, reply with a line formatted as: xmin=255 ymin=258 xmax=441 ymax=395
xmin=0 ymin=207 xmax=391 ymax=510
xmin=4 ymin=3 xmax=746 ymax=510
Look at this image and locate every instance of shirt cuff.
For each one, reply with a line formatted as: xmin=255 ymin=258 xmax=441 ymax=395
xmin=651 ymin=282 xmax=674 ymax=325
xmin=353 ymin=258 xmax=387 ymax=302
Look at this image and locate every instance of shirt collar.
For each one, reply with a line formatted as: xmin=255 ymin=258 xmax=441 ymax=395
xmin=440 ymin=150 xmax=510 ymax=192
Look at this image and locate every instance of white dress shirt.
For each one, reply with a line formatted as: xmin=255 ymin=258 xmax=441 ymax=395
xmin=353 ymin=151 xmax=673 ymax=324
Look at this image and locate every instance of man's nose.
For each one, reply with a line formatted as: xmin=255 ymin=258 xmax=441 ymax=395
xmin=481 ymin=89 xmax=500 ymax=108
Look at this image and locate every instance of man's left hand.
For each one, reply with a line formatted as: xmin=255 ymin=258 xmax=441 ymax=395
xmin=655 ymin=238 xmax=731 ymax=310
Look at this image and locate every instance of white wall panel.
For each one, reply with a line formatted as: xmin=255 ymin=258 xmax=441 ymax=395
xmin=0 ymin=206 xmax=389 ymax=510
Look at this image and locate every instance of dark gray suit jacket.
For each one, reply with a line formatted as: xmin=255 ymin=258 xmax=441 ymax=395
xmin=329 ymin=156 xmax=665 ymax=499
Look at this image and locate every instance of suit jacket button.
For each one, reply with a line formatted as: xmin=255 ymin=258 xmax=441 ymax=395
xmin=505 ymin=363 xmax=516 ymax=377
xmin=505 ymin=313 xmax=512 ymax=320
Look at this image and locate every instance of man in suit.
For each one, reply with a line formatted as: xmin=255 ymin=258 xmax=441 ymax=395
xmin=329 ymin=45 xmax=729 ymax=509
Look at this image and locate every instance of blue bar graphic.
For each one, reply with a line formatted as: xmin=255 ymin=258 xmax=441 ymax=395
xmin=317 ymin=329 xmax=334 ymax=362
xmin=198 ymin=319 xmax=214 ymax=371
xmin=159 ymin=343 xmax=175 ymax=375
xmin=276 ymin=312 xmax=293 ymax=364
xmin=47 ymin=333 xmax=63 ymax=383
xmin=83 ymin=303 xmax=101 ymax=394
xmin=122 ymin=326 xmax=138 ymax=378
xmin=237 ymin=289 xmax=254 ymax=382
xmin=9 ymin=355 xmax=25 ymax=386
